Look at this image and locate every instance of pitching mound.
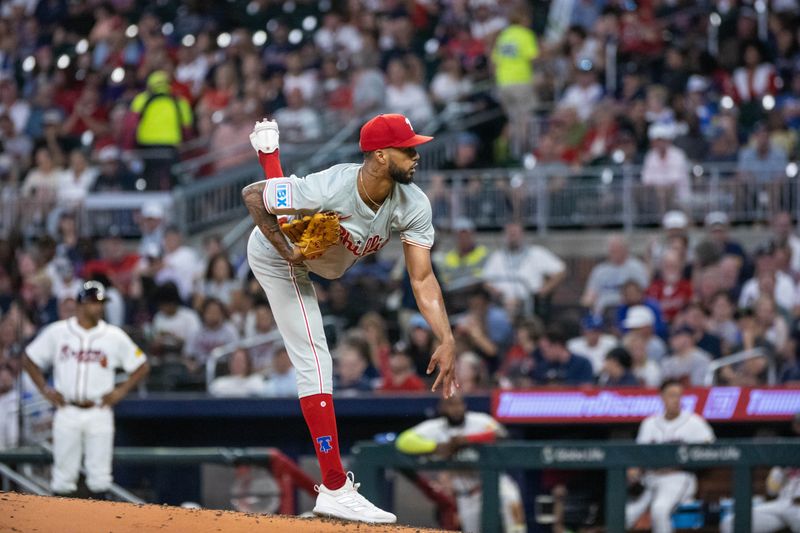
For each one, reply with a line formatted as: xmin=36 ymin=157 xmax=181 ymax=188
xmin=1 ymin=492 xmax=449 ymax=532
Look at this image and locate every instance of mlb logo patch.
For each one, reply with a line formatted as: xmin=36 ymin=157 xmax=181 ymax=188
xmin=316 ymin=435 xmax=333 ymax=453
xmin=275 ymin=182 xmax=291 ymax=208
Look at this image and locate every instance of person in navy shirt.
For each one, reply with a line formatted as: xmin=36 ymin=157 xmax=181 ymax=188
xmin=531 ymin=323 xmax=594 ymax=385
xmin=601 ymin=346 xmax=640 ymax=386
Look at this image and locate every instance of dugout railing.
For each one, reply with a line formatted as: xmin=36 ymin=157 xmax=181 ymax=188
xmin=0 ymin=446 xmax=317 ymax=515
xmin=351 ymin=438 xmax=800 ymax=533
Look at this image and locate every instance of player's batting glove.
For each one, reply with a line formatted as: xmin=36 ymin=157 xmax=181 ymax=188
xmin=249 ymin=119 xmax=280 ymax=154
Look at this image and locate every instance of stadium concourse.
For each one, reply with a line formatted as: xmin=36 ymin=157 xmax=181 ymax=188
xmin=0 ymin=493 xmax=448 ymax=533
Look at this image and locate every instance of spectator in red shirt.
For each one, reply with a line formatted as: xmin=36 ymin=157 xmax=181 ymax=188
xmin=646 ymin=248 xmax=693 ymax=324
xmin=81 ymin=227 xmax=139 ymax=297
xmin=380 ymin=349 xmax=425 ymax=392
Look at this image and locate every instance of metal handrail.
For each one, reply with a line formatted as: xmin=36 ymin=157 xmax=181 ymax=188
xmin=0 ymin=462 xmax=50 ymax=495
xmin=37 ymin=441 xmax=146 ymax=503
xmin=204 ymin=316 xmax=342 ymax=387
xmin=703 ymin=348 xmax=773 ymax=386
xmin=205 ymin=330 xmax=285 ymax=386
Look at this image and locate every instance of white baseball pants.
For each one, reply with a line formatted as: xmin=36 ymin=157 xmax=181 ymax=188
xmin=456 ymin=474 xmax=527 ymax=533
xmin=625 ymin=471 xmax=697 ymax=533
xmin=720 ymin=499 xmax=800 ymax=533
xmin=51 ymin=405 xmax=114 ymax=494
xmin=247 ymin=229 xmax=333 ymax=397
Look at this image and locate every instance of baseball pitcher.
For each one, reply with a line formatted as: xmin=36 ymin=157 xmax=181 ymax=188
xmin=241 ymin=113 xmax=458 ymax=524
xmin=22 ymin=281 xmax=150 ymax=498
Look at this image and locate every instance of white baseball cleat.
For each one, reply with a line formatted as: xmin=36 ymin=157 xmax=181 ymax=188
xmin=249 ymin=119 xmax=280 ymax=154
xmin=312 ymin=472 xmax=397 ymax=524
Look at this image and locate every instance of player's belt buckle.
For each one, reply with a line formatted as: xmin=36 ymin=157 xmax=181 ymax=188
xmin=68 ymin=401 xmax=97 ymax=409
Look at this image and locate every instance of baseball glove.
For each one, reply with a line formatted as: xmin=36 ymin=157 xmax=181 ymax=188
xmin=280 ymin=211 xmax=340 ymax=260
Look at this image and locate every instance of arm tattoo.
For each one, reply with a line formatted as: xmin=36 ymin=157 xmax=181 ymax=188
xmin=241 ymin=181 xmax=295 ymax=260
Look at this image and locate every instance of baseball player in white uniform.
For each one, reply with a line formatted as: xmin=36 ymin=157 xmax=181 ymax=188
xmin=241 ymin=113 xmax=458 ymax=524
xmin=395 ymin=395 xmax=527 ymax=533
xmin=22 ymin=281 xmax=149 ymax=498
xmin=626 ymin=379 xmax=716 ymax=533
xmin=720 ymin=411 xmax=800 ymax=533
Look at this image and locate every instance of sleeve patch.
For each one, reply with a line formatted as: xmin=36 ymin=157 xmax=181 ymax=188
xmin=275 ymin=182 xmax=292 ymax=209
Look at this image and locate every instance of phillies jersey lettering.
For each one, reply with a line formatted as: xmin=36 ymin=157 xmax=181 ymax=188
xmin=339 ymin=225 xmax=389 ymax=257
xmin=26 ymin=317 xmax=147 ymax=403
xmin=261 ymin=163 xmax=434 ymax=280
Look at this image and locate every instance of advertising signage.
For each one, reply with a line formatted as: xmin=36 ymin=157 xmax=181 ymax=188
xmin=493 ymin=387 xmax=800 ymax=424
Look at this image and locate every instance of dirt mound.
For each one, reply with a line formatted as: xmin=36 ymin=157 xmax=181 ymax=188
xmin=0 ymin=492 xmax=449 ymax=532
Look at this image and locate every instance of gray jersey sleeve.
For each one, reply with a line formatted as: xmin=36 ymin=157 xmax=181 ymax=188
xmin=263 ymin=174 xmax=326 ymax=215
xmin=397 ymin=186 xmax=435 ymax=249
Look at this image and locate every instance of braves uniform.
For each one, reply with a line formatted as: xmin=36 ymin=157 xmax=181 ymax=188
xmin=625 ymin=411 xmax=715 ymax=533
xmin=247 ymin=162 xmax=433 ymax=397
xmin=720 ymin=467 xmax=800 ymax=533
xmin=397 ymin=412 xmax=526 ymax=533
xmin=25 ymin=317 xmax=147 ymax=494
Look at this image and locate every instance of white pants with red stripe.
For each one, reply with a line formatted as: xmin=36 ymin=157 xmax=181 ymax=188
xmin=51 ymin=405 xmax=114 ymax=494
xmin=625 ymin=471 xmax=697 ymax=533
xmin=248 ymin=228 xmax=332 ymax=397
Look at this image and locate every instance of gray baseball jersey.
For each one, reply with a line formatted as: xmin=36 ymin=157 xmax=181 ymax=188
xmin=259 ymin=163 xmax=435 ymax=279
xmin=247 ymin=163 xmax=434 ymax=397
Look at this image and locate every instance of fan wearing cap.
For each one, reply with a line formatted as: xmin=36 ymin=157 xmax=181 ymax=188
xmin=641 ymin=122 xmax=691 ymax=211
xmin=241 ymin=114 xmax=457 ymax=524
xmin=22 ymin=281 xmax=149 ymax=498
xmin=661 ymin=325 xmax=712 ymax=386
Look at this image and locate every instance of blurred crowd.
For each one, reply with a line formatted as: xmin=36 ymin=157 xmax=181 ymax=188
xmin=2 ymin=0 xmax=800 ymax=399
xmin=2 ymin=200 xmax=800 ymax=400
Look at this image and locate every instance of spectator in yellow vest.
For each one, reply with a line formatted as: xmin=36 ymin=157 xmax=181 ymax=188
xmin=491 ymin=6 xmax=539 ymax=156
xmin=130 ymin=71 xmax=193 ymax=189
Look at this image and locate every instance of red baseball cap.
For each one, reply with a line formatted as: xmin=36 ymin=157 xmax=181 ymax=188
xmin=359 ymin=114 xmax=433 ymax=152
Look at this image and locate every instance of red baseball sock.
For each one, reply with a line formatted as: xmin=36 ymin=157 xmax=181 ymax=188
xmin=258 ymin=149 xmax=284 ymax=179
xmin=299 ymin=393 xmax=346 ymax=490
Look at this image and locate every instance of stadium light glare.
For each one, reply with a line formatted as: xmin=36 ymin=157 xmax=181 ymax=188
xmin=522 ymin=154 xmax=537 ymax=170
xmin=320 ymin=0 xmax=332 ymax=11
xmin=424 ymin=38 xmax=439 ymax=55
xmin=720 ymin=95 xmax=734 ymax=110
xmin=302 ymin=16 xmax=317 ymax=32
xmin=110 ymin=67 xmax=125 ymax=83
xmin=217 ymin=32 xmax=232 ymax=48
xmin=601 ymin=168 xmax=614 ymax=184
xmin=75 ymin=39 xmax=89 ymax=55
xmin=266 ymin=19 xmax=278 ymax=33
xmin=125 ymin=24 xmax=138 ymax=38
xmin=754 ymin=0 xmax=766 ymax=13
xmin=762 ymin=94 xmax=775 ymax=111
xmin=182 ymin=34 xmax=196 ymax=47
xmin=57 ymin=54 xmax=70 ymax=69
xmin=787 ymin=162 xmax=799 ymax=178
xmin=692 ymin=165 xmax=704 ymax=177
xmin=212 ymin=110 xmax=225 ymax=124
xmin=709 ymin=13 xmax=721 ymax=26
xmin=81 ymin=130 xmax=94 ymax=146
xmin=288 ymin=29 xmax=303 ymax=45
xmin=246 ymin=1 xmax=258 ymax=15
xmin=253 ymin=30 xmax=267 ymax=46
xmin=612 ymin=149 xmax=625 ymax=164
xmin=22 ymin=56 xmax=35 ymax=72
xmin=162 ymin=22 xmax=174 ymax=36
xmin=283 ymin=1 xmax=296 ymax=13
